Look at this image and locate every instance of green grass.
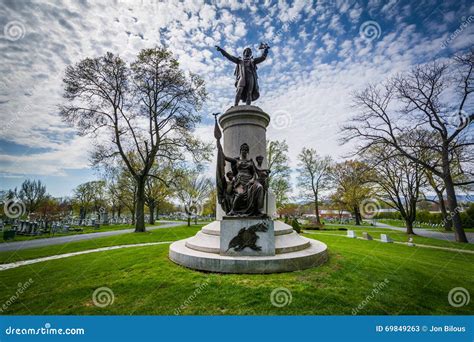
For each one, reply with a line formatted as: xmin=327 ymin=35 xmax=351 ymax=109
xmin=0 ymin=225 xmax=201 ymax=264
xmin=1 ymin=222 xmax=163 ymax=243
xmin=0 ymin=223 xmax=472 ymax=315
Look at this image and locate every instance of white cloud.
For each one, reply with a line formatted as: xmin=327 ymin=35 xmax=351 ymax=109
xmin=0 ymin=0 xmax=471 ymax=197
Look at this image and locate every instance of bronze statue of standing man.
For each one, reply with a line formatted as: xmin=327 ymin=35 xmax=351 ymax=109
xmin=215 ymin=43 xmax=269 ymax=106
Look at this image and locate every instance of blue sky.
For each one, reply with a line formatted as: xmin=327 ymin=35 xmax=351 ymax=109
xmin=0 ymin=0 xmax=473 ymax=197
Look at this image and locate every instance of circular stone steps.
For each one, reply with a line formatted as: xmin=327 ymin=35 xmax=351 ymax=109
xmin=169 ymin=220 xmax=328 ymax=273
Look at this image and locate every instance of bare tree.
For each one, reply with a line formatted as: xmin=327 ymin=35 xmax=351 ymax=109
xmin=297 ymin=148 xmax=332 ymax=225
xmin=343 ymin=50 xmax=474 ymax=242
xmin=73 ymin=182 xmax=94 ymax=224
xmin=145 ymin=170 xmax=174 ymax=224
xmin=61 ymin=48 xmax=209 ymax=232
xmin=175 ymin=170 xmax=212 ymax=226
xmin=365 ymin=147 xmax=426 ymax=234
xmin=267 ymin=140 xmax=291 ymax=209
xmin=423 ymin=170 xmax=450 ymax=230
xmin=18 ymin=179 xmax=47 ymax=216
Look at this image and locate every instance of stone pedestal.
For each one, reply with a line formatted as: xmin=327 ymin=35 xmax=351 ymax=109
xmin=218 ymin=105 xmax=270 ymax=167
xmin=169 ymin=105 xmax=328 ymax=274
xmin=220 ymin=218 xmax=275 ymax=256
xmin=216 ymin=105 xmax=275 ymax=220
xmin=169 ymin=220 xmax=328 ymax=273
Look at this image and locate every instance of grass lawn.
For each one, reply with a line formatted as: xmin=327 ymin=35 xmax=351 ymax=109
xmin=0 ymin=224 xmax=202 ymax=264
xmin=1 ymin=222 xmax=164 ymax=244
xmin=0 ymin=223 xmax=472 ymax=315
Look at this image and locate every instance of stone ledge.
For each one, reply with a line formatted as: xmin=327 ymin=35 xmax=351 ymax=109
xmin=169 ymin=238 xmax=328 ymax=274
xmin=218 ymin=105 xmax=270 ymax=131
xmin=201 ymin=220 xmax=293 ymax=236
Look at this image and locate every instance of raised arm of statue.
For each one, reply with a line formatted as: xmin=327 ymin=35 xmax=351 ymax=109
xmin=215 ymin=46 xmax=239 ymax=64
xmin=253 ymin=47 xmax=268 ymax=64
xmin=224 ymin=154 xmax=238 ymax=164
xmin=217 ymin=139 xmax=237 ymax=164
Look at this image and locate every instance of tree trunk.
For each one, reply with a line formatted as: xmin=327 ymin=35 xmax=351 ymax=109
xmin=440 ymin=146 xmax=467 ymax=242
xmin=314 ymin=196 xmax=321 ymax=225
xmin=187 ymin=215 xmax=191 ymax=227
xmin=444 ymin=175 xmax=467 ymax=242
xmin=135 ymin=178 xmax=146 ymax=232
xmin=436 ymin=191 xmax=451 ymax=231
xmin=354 ymin=205 xmax=361 ymax=225
xmin=405 ymin=219 xmax=415 ymax=235
xmin=148 ymin=201 xmax=155 ymax=225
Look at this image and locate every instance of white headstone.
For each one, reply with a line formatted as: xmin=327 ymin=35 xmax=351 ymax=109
xmin=347 ymin=230 xmax=356 ymax=238
xmin=407 ymin=237 xmax=415 ymax=246
xmin=380 ymin=234 xmax=393 ymax=243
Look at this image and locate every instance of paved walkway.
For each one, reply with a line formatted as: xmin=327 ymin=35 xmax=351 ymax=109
xmin=369 ymin=221 xmax=474 ymax=243
xmin=0 ymin=241 xmax=173 ymax=271
xmin=0 ymin=221 xmax=184 ymax=252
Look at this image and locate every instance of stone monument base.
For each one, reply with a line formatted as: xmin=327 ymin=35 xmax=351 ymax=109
xmin=169 ymin=220 xmax=328 ymax=274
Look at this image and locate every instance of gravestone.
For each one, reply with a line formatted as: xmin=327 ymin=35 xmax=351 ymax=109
xmin=51 ymin=222 xmax=60 ymax=234
xmin=347 ymin=230 xmax=356 ymax=238
xmin=3 ymin=230 xmax=15 ymax=241
xmin=362 ymin=232 xmax=373 ymax=240
xmin=380 ymin=234 xmax=393 ymax=243
xmin=407 ymin=237 xmax=415 ymax=247
xmin=31 ymin=222 xmax=38 ymax=235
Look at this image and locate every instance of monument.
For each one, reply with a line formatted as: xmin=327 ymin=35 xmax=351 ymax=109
xmin=169 ymin=44 xmax=328 ymax=273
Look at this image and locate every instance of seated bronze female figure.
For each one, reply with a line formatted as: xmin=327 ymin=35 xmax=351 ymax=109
xmin=217 ymin=141 xmax=266 ymax=217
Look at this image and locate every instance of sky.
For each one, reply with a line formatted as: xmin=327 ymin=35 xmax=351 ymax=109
xmin=0 ymin=0 xmax=473 ymax=197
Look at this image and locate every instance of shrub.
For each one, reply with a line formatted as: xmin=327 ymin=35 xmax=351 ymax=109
xmin=291 ymin=218 xmax=301 ymax=233
xmin=303 ymin=225 xmax=320 ymax=230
